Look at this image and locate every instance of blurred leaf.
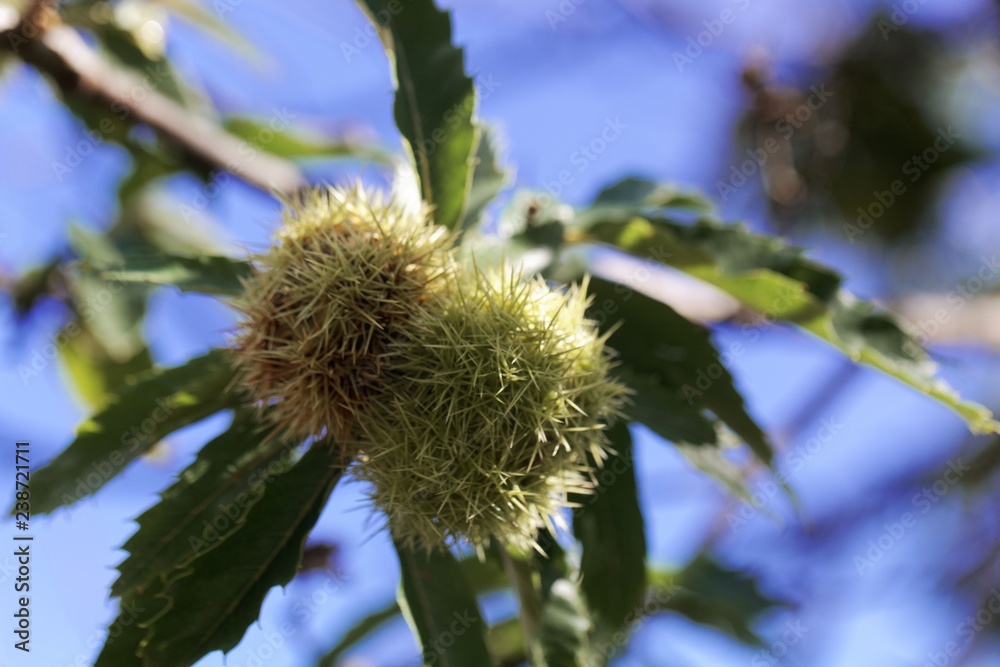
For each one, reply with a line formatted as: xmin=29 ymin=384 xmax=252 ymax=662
xmin=616 ymin=366 xmax=718 ymax=446
xmin=136 ymin=444 xmax=344 ymax=666
xmin=5 ymin=259 xmax=60 ymax=317
xmin=539 ymin=578 xmax=592 ymax=667
xmin=674 ymin=440 xmax=761 ymax=511
xmin=101 ymin=253 xmax=251 ymax=296
xmin=586 ymin=277 xmax=773 ymax=466
xmin=58 ymin=331 xmax=154 ymax=409
xmin=111 ymin=409 xmax=292 ymax=600
xmin=28 ymin=350 xmax=237 ymax=514
xmin=802 ymin=296 xmax=998 ymax=434
xmin=318 ymin=602 xmax=401 ymax=666
xmin=737 ymin=21 xmax=978 ymax=241
xmin=572 ymin=422 xmax=646 ymax=633
xmin=151 ymin=0 xmax=258 ymax=59
xmin=652 ymin=554 xmax=781 ymax=644
xmin=486 ymin=617 xmax=525 ymax=666
xmin=357 ymin=0 xmax=478 ymax=230
xmin=394 ymin=539 xmax=495 ymax=667
xmin=532 ymin=532 xmax=594 ymax=667
xmin=593 ymin=176 xmax=714 ymax=212
xmin=575 ymin=213 xmax=999 ymax=435
xmin=223 ymin=116 xmax=394 ymax=163
xmin=318 ymin=552 xmax=509 ymax=664
xmin=461 ymin=125 xmax=510 ymax=231
xmin=577 ymin=212 xmax=840 ymax=312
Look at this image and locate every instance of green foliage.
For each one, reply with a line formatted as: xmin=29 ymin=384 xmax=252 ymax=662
xmin=356 ymin=0 xmax=479 ymax=230
xmin=223 ymin=117 xmax=394 ymax=163
xmin=28 ymin=350 xmax=237 ymax=514
xmin=461 ymin=126 xmax=511 ymax=231
xmin=587 ymin=276 xmax=773 ymax=465
xmin=572 ymin=423 xmax=647 ymax=633
xmin=101 ymin=254 xmax=252 ymax=296
xmin=652 ymin=555 xmax=782 ymax=644
xmin=563 ymin=184 xmax=998 ymax=435
xmin=110 ymin=409 xmax=293 ymax=600
xmin=96 ymin=443 xmax=345 ymax=666
xmin=394 ymin=539 xmax=495 ymax=667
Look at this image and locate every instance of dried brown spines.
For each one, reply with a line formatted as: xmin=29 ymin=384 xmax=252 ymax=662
xmin=231 ymin=185 xmax=453 ymax=448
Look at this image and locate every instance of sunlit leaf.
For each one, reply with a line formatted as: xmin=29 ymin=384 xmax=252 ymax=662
xmin=357 ymin=0 xmax=478 ymax=230
xmin=29 ymin=350 xmax=237 ymax=514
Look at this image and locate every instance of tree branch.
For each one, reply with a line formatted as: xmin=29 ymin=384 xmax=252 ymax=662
xmin=0 ymin=5 xmax=305 ymax=196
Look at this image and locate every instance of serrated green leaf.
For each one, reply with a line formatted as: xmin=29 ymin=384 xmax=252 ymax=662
xmin=100 ymin=254 xmax=252 ymax=296
xmin=586 ymin=277 xmax=773 ymax=465
xmin=111 ymin=409 xmax=293 ymax=600
xmin=357 ymin=0 xmax=478 ymax=230
xmin=394 ymin=539 xmax=495 ymax=667
xmin=801 ymin=296 xmax=997 ymax=433
xmin=460 ymin=125 xmax=510 ymax=231
xmin=572 ymin=422 xmax=646 ymax=633
xmin=136 ymin=443 xmax=344 ymax=666
xmin=29 ymin=350 xmax=237 ymax=515
xmin=576 ymin=211 xmax=999 ymax=434
xmin=92 ymin=581 xmax=171 ymax=667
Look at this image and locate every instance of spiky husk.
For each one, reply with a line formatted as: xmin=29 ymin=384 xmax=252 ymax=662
xmin=354 ymin=266 xmax=628 ymax=551
xmin=231 ymin=185 xmax=453 ymax=448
